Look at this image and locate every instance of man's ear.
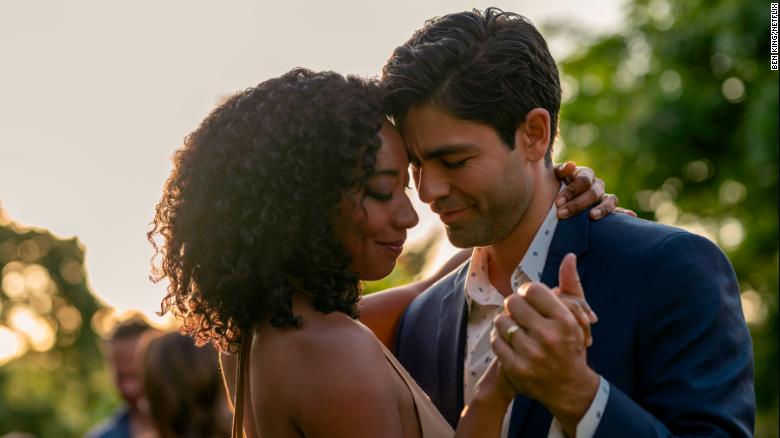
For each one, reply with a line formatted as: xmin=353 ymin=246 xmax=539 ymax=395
xmin=514 ymin=108 xmax=550 ymax=163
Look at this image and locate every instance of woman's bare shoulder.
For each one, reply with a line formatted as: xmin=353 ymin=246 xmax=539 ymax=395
xmin=268 ymin=311 xmax=386 ymax=368
xmin=251 ymin=312 xmax=406 ymax=437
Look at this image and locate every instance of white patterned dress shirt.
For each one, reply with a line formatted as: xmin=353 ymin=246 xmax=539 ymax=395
xmin=462 ymin=188 xmax=609 ymax=438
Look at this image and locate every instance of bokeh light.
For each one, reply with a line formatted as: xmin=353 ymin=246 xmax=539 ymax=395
xmin=719 ymin=180 xmax=747 ymax=206
xmin=683 ymin=159 xmax=713 ymax=183
xmin=659 ymin=69 xmax=682 ymax=95
xmin=740 ymin=289 xmax=767 ymax=326
xmin=55 ymin=306 xmax=82 ymax=333
xmin=0 ymin=325 xmax=25 ymax=365
xmin=59 ymin=259 xmax=83 ymax=285
xmin=718 ymin=218 xmax=745 ymax=250
xmin=721 ymin=77 xmax=746 ymax=103
xmin=2 ymin=261 xmax=27 ymax=301
xmin=8 ymin=304 xmax=56 ymax=352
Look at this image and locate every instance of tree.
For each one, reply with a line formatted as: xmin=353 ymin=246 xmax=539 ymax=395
xmin=548 ymin=0 xmax=778 ymax=434
xmin=0 ymin=212 xmax=118 ymax=437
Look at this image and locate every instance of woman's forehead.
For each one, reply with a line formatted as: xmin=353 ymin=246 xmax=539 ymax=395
xmin=376 ymin=123 xmax=410 ymax=171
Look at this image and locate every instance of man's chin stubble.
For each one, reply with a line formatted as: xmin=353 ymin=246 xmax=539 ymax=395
xmin=445 ymin=222 xmax=493 ymax=248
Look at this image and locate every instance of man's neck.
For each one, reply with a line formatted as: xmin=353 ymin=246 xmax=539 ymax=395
xmin=486 ymin=171 xmax=560 ymax=296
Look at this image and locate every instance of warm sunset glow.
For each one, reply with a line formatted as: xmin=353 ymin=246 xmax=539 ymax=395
xmin=0 ymin=0 xmax=625 ymax=323
xmin=55 ymin=306 xmax=82 ymax=333
xmin=90 ymin=307 xmax=119 ymax=339
xmin=23 ymin=263 xmax=54 ymax=296
xmin=2 ymin=261 xmax=27 ymax=301
xmin=7 ymin=304 xmax=56 ymax=352
xmin=59 ymin=259 xmax=82 ymax=285
xmin=0 ymin=325 xmax=25 ymax=365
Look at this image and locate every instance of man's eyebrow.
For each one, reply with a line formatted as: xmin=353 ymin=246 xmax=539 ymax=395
xmin=419 ymin=143 xmax=477 ymax=161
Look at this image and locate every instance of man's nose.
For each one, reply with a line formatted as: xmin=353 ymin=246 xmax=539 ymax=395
xmin=416 ymin=166 xmax=449 ymax=205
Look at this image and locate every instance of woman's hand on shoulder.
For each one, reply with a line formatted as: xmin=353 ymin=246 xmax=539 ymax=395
xmin=553 ymin=161 xmax=637 ymax=220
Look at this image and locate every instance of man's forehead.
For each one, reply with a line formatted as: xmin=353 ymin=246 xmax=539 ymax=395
xmin=402 ymin=120 xmax=480 ymax=158
xmin=411 ymin=143 xmax=479 ymax=164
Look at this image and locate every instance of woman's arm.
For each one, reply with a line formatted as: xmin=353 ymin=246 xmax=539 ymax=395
xmin=359 ymin=248 xmax=471 ymax=350
xmin=455 ymin=359 xmax=516 ymax=438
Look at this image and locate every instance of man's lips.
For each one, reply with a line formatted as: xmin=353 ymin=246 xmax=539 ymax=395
xmin=439 ymin=206 xmax=470 ymax=224
xmin=378 ymin=240 xmax=405 ymax=256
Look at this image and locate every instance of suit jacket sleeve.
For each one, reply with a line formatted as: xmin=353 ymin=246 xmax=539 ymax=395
xmin=596 ymin=232 xmax=755 ymax=437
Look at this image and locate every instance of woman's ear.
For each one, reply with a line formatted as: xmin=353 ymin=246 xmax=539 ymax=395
xmin=513 ymin=108 xmax=551 ymax=163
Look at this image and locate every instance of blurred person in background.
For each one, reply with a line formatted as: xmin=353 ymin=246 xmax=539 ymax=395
xmin=142 ymin=331 xmax=231 ymax=438
xmin=86 ymin=316 xmax=157 ymax=438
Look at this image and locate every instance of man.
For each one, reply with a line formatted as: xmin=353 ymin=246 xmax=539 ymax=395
xmin=86 ymin=317 xmax=156 ymax=438
xmin=382 ymin=8 xmax=754 ymax=437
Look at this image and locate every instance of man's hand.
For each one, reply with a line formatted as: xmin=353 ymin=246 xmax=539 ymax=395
xmin=555 ymin=253 xmax=598 ymax=347
xmin=491 ymin=254 xmax=599 ymax=437
xmin=553 ymin=161 xmax=637 ymax=220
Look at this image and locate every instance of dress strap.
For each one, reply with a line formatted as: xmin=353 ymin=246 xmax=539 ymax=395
xmin=231 ymin=334 xmax=252 ymax=438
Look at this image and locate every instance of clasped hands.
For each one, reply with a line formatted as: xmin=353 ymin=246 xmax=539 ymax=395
xmin=483 ymin=254 xmax=601 ymax=437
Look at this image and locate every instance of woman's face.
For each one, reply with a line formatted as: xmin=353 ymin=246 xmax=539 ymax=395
xmin=332 ymin=122 xmax=419 ymax=281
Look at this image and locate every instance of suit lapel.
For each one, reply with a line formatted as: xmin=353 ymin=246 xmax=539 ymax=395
xmin=509 ymin=211 xmax=590 ymax=436
xmin=541 ymin=210 xmax=590 ymax=287
xmin=436 ymin=263 xmax=470 ymax=427
xmin=507 ymin=394 xmax=533 ymax=437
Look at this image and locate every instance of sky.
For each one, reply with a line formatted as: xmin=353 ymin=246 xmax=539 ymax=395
xmin=0 ymin=0 xmax=626 ymax=324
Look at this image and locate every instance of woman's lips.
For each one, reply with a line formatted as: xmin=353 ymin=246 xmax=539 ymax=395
xmin=378 ymin=241 xmax=404 ymax=257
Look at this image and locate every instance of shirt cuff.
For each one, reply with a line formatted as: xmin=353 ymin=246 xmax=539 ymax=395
xmin=548 ymin=376 xmax=610 ymax=438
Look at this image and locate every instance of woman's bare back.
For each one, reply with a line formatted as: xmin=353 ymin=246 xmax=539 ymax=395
xmin=222 ymin=294 xmax=422 ymax=438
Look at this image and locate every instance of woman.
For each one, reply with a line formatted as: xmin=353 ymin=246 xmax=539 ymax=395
xmin=142 ymin=331 xmax=232 ymax=438
xmin=149 ymin=68 xmax=606 ymax=437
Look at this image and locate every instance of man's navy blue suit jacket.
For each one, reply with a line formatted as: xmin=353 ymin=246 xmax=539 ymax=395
xmin=395 ymin=211 xmax=755 ymax=437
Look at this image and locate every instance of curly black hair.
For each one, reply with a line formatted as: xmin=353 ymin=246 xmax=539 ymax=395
xmin=382 ymin=7 xmax=561 ymax=166
xmin=149 ymin=68 xmax=385 ymax=351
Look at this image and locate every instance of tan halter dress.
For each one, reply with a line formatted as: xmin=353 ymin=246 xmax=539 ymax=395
xmin=378 ymin=342 xmax=455 ymax=437
xmin=231 ymin=334 xmax=454 ymax=437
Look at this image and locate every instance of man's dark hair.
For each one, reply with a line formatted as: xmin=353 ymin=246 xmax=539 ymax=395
xmin=382 ymin=7 xmax=561 ymax=165
xmin=109 ymin=316 xmax=152 ymax=343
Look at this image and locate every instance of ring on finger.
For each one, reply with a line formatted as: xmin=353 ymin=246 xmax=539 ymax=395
xmin=504 ymin=324 xmax=520 ymax=344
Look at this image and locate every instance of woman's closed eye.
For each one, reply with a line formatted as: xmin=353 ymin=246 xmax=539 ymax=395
xmin=366 ymin=189 xmax=393 ymax=202
xmin=365 ymin=173 xmax=405 ymax=202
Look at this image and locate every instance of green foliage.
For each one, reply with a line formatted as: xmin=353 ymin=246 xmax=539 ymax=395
xmin=549 ymin=0 xmax=778 ymax=434
xmin=0 ymin=222 xmax=119 ymax=437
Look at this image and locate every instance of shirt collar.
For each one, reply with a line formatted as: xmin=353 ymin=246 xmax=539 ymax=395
xmin=511 ymin=195 xmax=560 ymax=286
xmin=464 ymin=184 xmax=563 ymax=307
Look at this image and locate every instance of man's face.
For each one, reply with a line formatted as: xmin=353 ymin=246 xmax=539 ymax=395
xmin=108 ymin=337 xmax=143 ymax=411
xmin=403 ymin=103 xmax=533 ymax=248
